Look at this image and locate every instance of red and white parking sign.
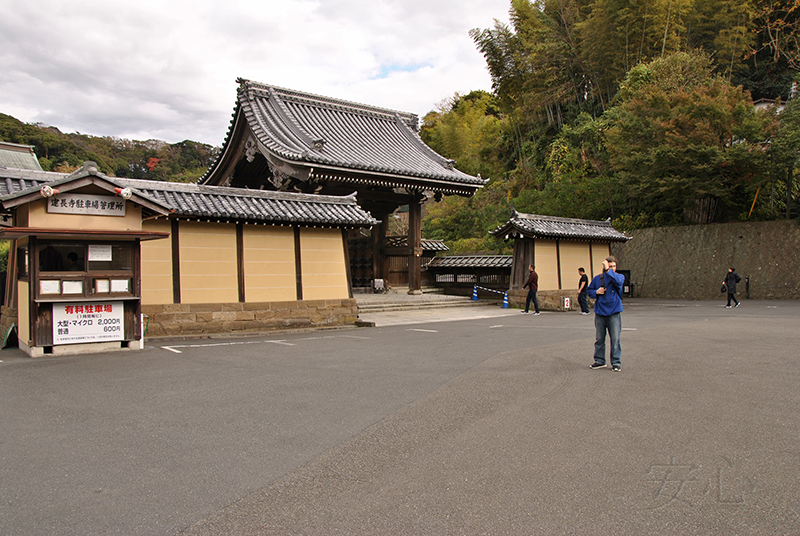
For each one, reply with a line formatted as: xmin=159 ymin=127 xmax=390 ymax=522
xmin=53 ymin=301 xmax=124 ymax=345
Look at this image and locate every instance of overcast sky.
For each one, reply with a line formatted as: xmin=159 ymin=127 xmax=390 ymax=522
xmin=0 ymin=0 xmax=509 ymax=146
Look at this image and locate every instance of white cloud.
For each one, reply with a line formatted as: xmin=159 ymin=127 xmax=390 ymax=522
xmin=0 ymin=0 xmax=509 ymax=145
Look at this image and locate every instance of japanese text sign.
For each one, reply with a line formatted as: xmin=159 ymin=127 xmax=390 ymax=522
xmin=47 ymin=194 xmax=126 ymax=216
xmin=53 ymin=301 xmax=124 ymax=345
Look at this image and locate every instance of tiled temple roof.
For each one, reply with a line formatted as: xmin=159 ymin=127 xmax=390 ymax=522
xmin=199 ymin=79 xmax=487 ymax=194
xmin=0 ymin=164 xmax=378 ymax=228
xmin=491 ymin=210 xmax=631 ymax=242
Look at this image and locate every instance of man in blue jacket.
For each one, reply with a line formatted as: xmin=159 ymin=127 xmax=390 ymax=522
xmin=587 ymin=256 xmax=625 ymax=372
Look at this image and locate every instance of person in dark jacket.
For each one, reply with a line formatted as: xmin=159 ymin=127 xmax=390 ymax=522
xmin=577 ymin=267 xmax=590 ymax=314
xmin=723 ymin=267 xmax=741 ymax=308
xmin=521 ymin=264 xmax=540 ymax=315
xmin=587 ymin=256 xmax=625 ymax=372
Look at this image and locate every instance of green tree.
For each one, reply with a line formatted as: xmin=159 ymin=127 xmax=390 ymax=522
xmin=603 ymin=51 xmax=771 ymax=222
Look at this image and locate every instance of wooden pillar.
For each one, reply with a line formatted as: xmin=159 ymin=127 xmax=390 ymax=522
xmin=171 ymin=220 xmax=181 ymax=304
xmin=4 ymin=239 xmax=18 ymax=308
xmin=510 ymin=237 xmax=534 ymax=290
xmin=294 ymin=227 xmax=303 ymax=300
xmin=407 ymin=198 xmax=422 ymax=294
xmin=371 ymin=213 xmax=388 ymax=289
xmin=556 ymin=239 xmax=562 ymax=290
xmin=342 ymin=229 xmax=354 ymax=299
xmin=236 ymin=223 xmax=245 ymax=303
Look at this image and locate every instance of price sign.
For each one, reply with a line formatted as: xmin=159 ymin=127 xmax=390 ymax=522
xmin=53 ymin=301 xmax=124 ymax=345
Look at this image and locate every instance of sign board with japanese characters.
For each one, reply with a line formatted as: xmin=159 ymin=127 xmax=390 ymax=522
xmin=47 ymin=194 xmax=126 ymax=216
xmin=53 ymin=301 xmax=125 ymax=345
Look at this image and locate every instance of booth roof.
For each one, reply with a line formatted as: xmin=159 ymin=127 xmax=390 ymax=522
xmin=199 ymin=79 xmax=488 ymax=190
xmin=491 ymin=209 xmax=631 ymax=242
xmin=0 ymin=165 xmax=379 ymax=228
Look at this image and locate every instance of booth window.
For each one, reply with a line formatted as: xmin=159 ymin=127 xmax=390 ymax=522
xmin=35 ymin=241 xmax=136 ymax=300
xmin=38 ymin=243 xmax=85 ymax=272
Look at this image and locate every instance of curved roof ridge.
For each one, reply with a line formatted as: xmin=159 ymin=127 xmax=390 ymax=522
xmin=239 ymin=78 xmax=418 ymax=128
xmin=512 ymin=210 xmax=614 ymax=226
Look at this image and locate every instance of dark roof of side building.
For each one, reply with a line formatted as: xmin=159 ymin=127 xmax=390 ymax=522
xmin=199 ymin=79 xmax=487 ymax=194
xmin=0 ymin=162 xmax=378 ymax=228
xmin=0 ymin=141 xmax=43 ymax=171
xmin=491 ymin=209 xmax=631 ymax=242
xmin=426 ymin=255 xmax=512 ymax=269
xmin=385 ymin=236 xmax=449 ymax=251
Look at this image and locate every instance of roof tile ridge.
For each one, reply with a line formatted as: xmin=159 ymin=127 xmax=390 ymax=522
xmin=120 ymin=177 xmax=358 ymax=206
xmin=513 ymin=211 xmax=612 ymax=226
xmin=253 ymin=80 xmax=418 ymax=125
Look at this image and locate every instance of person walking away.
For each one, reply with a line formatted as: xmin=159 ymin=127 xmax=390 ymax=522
xmin=577 ymin=267 xmax=590 ymax=314
xmin=587 ymin=256 xmax=624 ymax=372
xmin=521 ymin=264 xmax=540 ymax=315
xmin=723 ymin=267 xmax=741 ymax=308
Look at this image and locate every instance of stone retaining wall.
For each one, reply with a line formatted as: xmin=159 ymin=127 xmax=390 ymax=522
xmin=142 ymin=299 xmax=358 ymax=338
xmin=610 ymin=220 xmax=800 ymax=300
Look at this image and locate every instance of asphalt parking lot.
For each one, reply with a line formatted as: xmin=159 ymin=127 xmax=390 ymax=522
xmin=1 ymin=299 xmax=798 ymax=535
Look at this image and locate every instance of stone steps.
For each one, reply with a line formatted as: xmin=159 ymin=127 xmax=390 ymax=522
xmin=356 ymin=297 xmax=493 ymax=314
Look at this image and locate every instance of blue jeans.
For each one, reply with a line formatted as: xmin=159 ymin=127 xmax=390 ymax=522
xmin=578 ymin=293 xmax=589 ymax=313
xmin=594 ymin=312 xmax=621 ymax=367
xmin=524 ymin=289 xmax=539 ymax=313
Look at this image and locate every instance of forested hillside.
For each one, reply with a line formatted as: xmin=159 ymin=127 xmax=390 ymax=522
xmin=0 ymin=113 xmax=219 ymax=183
xmin=421 ymin=0 xmax=800 ymax=253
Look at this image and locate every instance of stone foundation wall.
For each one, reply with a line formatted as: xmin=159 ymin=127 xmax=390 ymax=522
xmin=507 ymin=289 xmax=588 ymax=311
xmin=142 ymin=299 xmax=358 ymax=338
xmin=0 ymin=305 xmax=18 ymax=342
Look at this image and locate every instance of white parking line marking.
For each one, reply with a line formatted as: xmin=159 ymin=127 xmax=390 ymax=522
xmin=409 ymin=328 xmax=438 ymax=333
xmin=489 ymin=325 xmax=504 ymax=329
xmin=158 ymin=334 xmax=369 ymax=353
